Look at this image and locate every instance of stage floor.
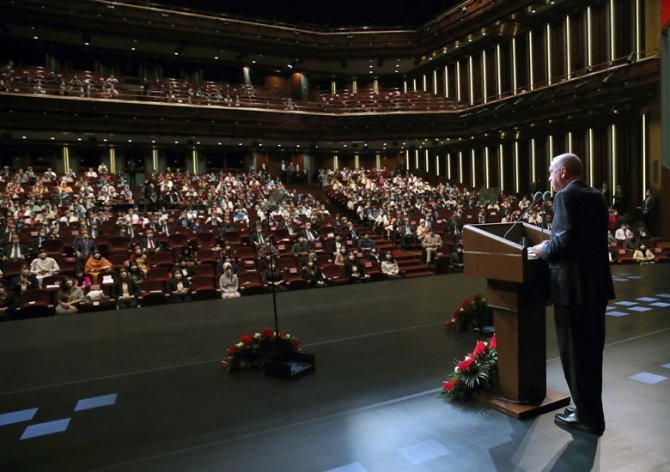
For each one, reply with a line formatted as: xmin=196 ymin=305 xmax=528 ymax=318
xmin=1 ymin=264 xmax=669 ymax=471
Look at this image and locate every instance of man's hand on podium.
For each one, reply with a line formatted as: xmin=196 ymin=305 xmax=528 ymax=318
xmin=528 ymin=241 xmax=548 ymax=260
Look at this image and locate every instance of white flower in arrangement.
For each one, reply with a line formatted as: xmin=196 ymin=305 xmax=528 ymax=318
xmin=236 ymin=342 xmax=244 ymax=348
xmin=454 ymin=366 xmax=460 ymax=373
xmin=254 ymin=333 xmax=261 ymax=338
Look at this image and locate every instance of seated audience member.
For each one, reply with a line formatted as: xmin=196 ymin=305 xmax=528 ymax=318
xmin=140 ymin=229 xmax=161 ymax=253
xmin=344 ymin=252 xmax=367 ymax=283
xmin=298 ymin=221 xmax=319 ymax=243
xmin=397 ymin=218 xmax=418 ymax=250
xmin=219 ymin=263 xmax=240 ymax=299
xmin=3 ymin=234 xmax=28 ymax=261
xmin=9 ymin=265 xmax=39 ymax=296
xmin=177 ymin=246 xmax=197 ymax=276
xmin=85 ymin=249 xmax=114 ymax=284
xmin=422 ymin=229 xmax=442 ymax=264
xmin=614 ymin=223 xmax=635 ymax=249
xmin=381 ymin=252 xmax=401 ymax=279
xmin=302 ymin=260 xmax=326 ymax=287
xmin=74 ymin=268 xmax=92 ymax=289
xmin=634 ymin=223 xmax=649 ymax=244
xmin=29 ymin=249 xmax=60 ymax=287
xmin=326 ymin=235 xmax=344 ymax=260
xmin=364 ymin=247 xmax=380 ymax=264
xmin=167 ymin=270 xmax=191 ymax=302
xmin=261 ymin=264 xmax=285 ymax=290
xmin=250 ymin=223 xmax=268 ymax=248
xmin=0 ymin=283 xmax=19 ymax=321
xmin=55 ymin=276 xmax=85 ymax=315
xmin=291 ymin=236 xmax=310 ymax=258
xmin=450 ymin=245 xmax=465 ymax=272
xmin=74 ymin=229 xmax=96 ymax=262
xmin=257 ymin=242 xmax=279 ymax=271
xmin=357 ymin=233 xmax=376 ymax=252
xmin=112 ymin=268 xmax=139 ymax=309
xmin=131 ymin=248 xmax=149 ymax=275
xmin=30 ymin=228 xmax=50 ymax=257
xmin=334 ymin=246 xmax=348 ymax=266
xmin=343 ymin=221 xmax=359 ymax=241
xmin=632 ymin=243 xmax=656 ymax=264
xmin=128 ymin=263 xmax=145 ymax=285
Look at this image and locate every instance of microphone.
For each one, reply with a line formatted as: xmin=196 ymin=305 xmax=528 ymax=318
xmin=540 ymin=191 xmax=552 ymax=239
xmin=503 ymin=192 xmax=542 ymax=241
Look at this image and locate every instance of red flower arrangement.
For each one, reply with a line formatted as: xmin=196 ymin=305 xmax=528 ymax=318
xmin=440 ymin=335 xmax=498 ymax=401
xmin=220 ymin=327 xmax=303 ymax=373
xmin=445 ymin=293 xmax=493 ymax=332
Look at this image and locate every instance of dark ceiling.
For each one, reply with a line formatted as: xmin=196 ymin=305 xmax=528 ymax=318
xmin=151 ymin=0 xmax=458 ymax=28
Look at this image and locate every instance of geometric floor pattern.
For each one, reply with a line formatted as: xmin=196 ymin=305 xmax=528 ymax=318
xmin=0 ymin=393 xmax=118 ymax=441
xmin=607 ymin=293 xmax=670 ymax=317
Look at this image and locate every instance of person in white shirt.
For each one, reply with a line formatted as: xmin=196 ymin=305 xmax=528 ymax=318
xmin=614 ymin=223 xmax=635 ymax=249
xmin=30 ymin=249 xmax=60 ymax=287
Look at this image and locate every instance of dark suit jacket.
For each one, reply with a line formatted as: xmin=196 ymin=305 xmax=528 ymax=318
xmin=73 ymin=237 xmax=96 ymax=259
xmin=2 ymin=242 xmax=29 ymax=259
xmin=140 ymin=236 xmax=161 ymax=251
xmin=540 ymin=179 xmax=615 ymax=306
xmin=112 ymin=278 xmax=140 ymax=299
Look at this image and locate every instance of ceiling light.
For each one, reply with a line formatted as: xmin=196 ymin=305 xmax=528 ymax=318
xmin=128 ymin=139 xmax=132 ymax=143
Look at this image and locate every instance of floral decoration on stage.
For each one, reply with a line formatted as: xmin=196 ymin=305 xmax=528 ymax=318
xmin=441 ymin=335 xmax=498 ymax=401
xmin=220 ymin=327 xmax=303 ymax=373
xmin=445 ymin=293 xmax=493 ymax=332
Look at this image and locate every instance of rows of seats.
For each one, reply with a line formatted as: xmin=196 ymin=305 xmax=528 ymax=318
xmin=1 ymin=62 xmax=463 ymax=114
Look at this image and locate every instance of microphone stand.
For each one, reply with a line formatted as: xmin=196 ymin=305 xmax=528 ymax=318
xmin=502 ymin=192 xmax=543 ymax=242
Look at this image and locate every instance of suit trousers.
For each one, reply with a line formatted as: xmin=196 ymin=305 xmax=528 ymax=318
xmin=554 ymin=302 xmax=606 ymax=427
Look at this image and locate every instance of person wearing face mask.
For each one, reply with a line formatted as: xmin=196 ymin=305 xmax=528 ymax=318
xmin=344 ymin=252 xmax=367 ymax=283
xmin=127 ymin=263 xmax=144 ymax=285
xmin=131 ymin=247 xmax=149 ymax=275
xmin=55 ymin=276 xmax=84 ymax=315
xmin=450 ymin=245 xmax=464 ymax=272
xmin=9 ymin=265 xmax=39 ymax=296
xmin=113 ymin=268 xmax=139 ymax=309
xmin=381 ymin=252 xmax=401 ymax=279
xmin=29 ymin=249 xmax=60 ymax=288
xmin=30 ymin=228 xmax=50 ymax=257
xmin=84 ymin=249 xmax=114 ymax=284
xmin=219 ymin=263 xmax=240 ymax=299
xmin=167 ymin=270 xmax=191 ymax=302
xmin=632 ymin=243 xmax=656 ymax=264
xmin=302 ymin=260 xmax=325 ymax=287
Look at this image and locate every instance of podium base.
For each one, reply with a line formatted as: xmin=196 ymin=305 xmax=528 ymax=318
xmin=475 ymin=389 xmax=570 ymax=419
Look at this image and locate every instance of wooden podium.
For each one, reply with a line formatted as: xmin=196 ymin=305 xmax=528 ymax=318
xmin=463 ymin=222 xmax=570 ymax=419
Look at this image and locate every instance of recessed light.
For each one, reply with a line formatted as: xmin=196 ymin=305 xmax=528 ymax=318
xmin=128 ymin=139 xmax=132 ymax=143
xmin=214 ymin=56 xmax=219 ymax=60
xmin=22 ymin=135 xmax=26 ymax=139
xmin=103 ymin=138 xmax=108 ymax=142
xmin=252 ymin=60 xmax=256 ymax=64
xmin=196 ymin=141 xmax=200 ymax=145
xmin=151 ymin=140 xmax=156 ymax=144
xmin=175 ymin=140 xmax=179 ymax=144
xmin=50 ymin=137 xmax=55 ymax=140
xmin=131 ymin=47 xmax=135 ymax=51
xmin=77 ymin=138 xmax=82 ymax=141
xmin=33 ymin=36 xmax=39 ymax=40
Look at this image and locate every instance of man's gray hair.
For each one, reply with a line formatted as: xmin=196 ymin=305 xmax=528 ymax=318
xmin=552 ymin=153 xmax=583 ymax=177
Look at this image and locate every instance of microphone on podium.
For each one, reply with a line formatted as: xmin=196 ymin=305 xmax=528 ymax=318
xmin=540 ymin=191 xmax=552 ymax=238
xmin=503 ymin=191 xmax=543 ymax=241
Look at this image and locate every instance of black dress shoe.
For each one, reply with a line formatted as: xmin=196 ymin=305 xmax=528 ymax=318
xmin=554 ymin=412 xmax=604 ymax=436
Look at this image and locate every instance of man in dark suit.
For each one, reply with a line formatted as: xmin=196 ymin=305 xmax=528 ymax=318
xmin=139 ymin=229 xmax=161 ymax=253
xmin=530 ymin=153 xmax=614 ymax=436
xmin=642 ymin=188 xmax=657 ymax=235
xmin=2 ymin=234 xmax=29 ymax=261
xmin=73 ymin=230 xmax=96 ymax=262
